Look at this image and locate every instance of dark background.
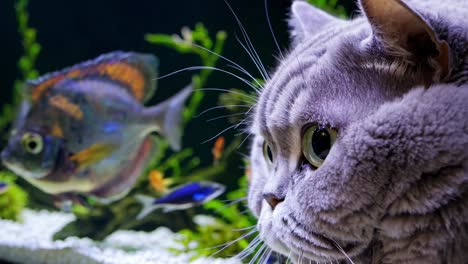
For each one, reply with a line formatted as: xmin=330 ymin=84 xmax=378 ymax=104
xmin=0 ymin=0 xmax=356 ymax=161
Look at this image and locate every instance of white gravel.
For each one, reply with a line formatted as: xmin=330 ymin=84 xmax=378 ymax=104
xmin=0 ymin=209 xmax=240 ymax=264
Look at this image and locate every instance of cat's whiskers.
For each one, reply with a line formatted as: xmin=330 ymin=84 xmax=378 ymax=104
xmin=217 ymin=96 xmax=257 ymax=105
xmin=206 ymin=112 xmax=249 ymax=122
xmin=299 ymin=250 xmax=304 ymax=264
xmin=203 ymin=102 xmax=255 ymax=144
xmin=330 ymin=238 xmax=355 ymax=264
xmin=202 ymin=118 xmax=251 ymax=144
xmin=263 ymin=249 xmax=273 ymax=264
xmin=219 ymin=196 xmax=248 ymax=209
xmin=227 ymin=64 xmax=263 ymax=94
xmin=258 ymin=246 xmax=272 ymax=264
xmin=264 ymin=0 xmax=284 ymax=60
xmin=264 ymin=250 xmax=273 ymax=264
xmin=223 ymin=0 xmax=271 ymax=82
xmin=238 ymin=208 xmax=253 ymax=215
xmin=189 ymin=42 xmax=264 ymax=91
xmin=235 ymin=36 xmax=270 ymax=82
xmin=236 ymin=132 xmax=253 ymax=150
xmin=194 ymin=88 xmax=257 ymax=135
xmin=195 ymin=104 xmax=252 ymax=118
xmin=236 ymin=235 xmax=262 ymax=260
xmin=285 ymin=249 xmax=292 ymax=264
xmin=197 ymin=88 xmax=258 ymax=102
xmin=200 ymin=106 xmax=254 ymax=141
xmin=235 ymin=113 xmax=255 ymax=132
xmin=208 ymin=228 xmax=258 ymax=257
xmin=231 ymin=107 xmax=255 ymax=149
xmin=236 ymin=152 xmax=250 ymax=160
xmin=249 ymin=243 xmax=269 ymax=264
xmin=156 ymin=66 xmax=260 ymax=91
xmin=231 ymin=225 xmax=257 ymax=232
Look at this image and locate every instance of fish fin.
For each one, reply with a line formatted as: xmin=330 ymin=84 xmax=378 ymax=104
xmin=162 ymin=207 xmax=173 ymax=213
xmin=161 ymin=206 xmax=187 ymax=213
xmin=90 ymin=136 xmax=157 ymax=201
xmin=94 ymin=188 xmax=132 ymax=205
xmin=25 ymin=51 xmax=158 ymax=103
xmin=144 ymin=85 xmax=192 ymax=151
xmin=69 ymin=143 xmax=117 ymax=171
xmin=11 ymin=100 xmax=31 ymax=130
xmin=135 ymin=194 xmax=159 ymax=220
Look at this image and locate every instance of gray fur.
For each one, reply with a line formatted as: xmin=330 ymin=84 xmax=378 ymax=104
xmin=247 ymin=0 xmax=468 ymax=263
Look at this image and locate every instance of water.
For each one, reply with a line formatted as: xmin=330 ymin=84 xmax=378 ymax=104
xmin=0 ymin=1 xmax=355 ymax=263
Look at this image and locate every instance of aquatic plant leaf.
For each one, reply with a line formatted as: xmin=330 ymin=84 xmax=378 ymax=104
xmin=0 ymin=171 xmax=28 ymax=221
xmin=0 ymin=0 xmax=41 ymax=133
xmin=307 ymin=0 xmax=348 ymax=18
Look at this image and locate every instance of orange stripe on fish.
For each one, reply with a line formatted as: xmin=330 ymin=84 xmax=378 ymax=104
xmin=31 ymin=69 xmax=84 ymax=101
xmin=96 ymin=63 xmax=145 ymax=101
xmin=49 ymin=95 xmax=84 ymax=120
xmin=31 ymin=62 xmax=145 ymax=101
xmin=51 ymin=123 xmax=64 ymax=138
xmin=69 ymin=143 xmax=117 ymax=171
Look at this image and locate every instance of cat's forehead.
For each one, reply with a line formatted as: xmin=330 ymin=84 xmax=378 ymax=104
xmin=253 ymin=41 xmax=364 ymax=136
xmin=252 ymin=22 xmax=413 ymax=138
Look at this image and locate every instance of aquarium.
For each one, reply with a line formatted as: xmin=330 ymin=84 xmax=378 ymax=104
xmin=1 ymin=0 xmax=467 ymax=264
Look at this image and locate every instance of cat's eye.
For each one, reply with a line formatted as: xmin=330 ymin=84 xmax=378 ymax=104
xmin=21 ymin=132 xmax=44 ymax=155
xmin=262 ymin=141 xmax=274 ymax=165
xmin=302 ymin=125 xmax=337 ymax=168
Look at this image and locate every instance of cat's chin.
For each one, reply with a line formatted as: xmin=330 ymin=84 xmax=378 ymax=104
xmin=258 ymin=200 xmax=370 ymax=263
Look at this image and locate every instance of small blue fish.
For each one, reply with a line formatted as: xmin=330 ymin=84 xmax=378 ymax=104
xmin=0 ymin=182 xmax=9 ymax=194
xmin=135 ymin=181 xmax=225 ymax=219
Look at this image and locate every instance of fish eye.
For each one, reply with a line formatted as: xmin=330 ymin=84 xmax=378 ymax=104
xmin=21 ymin=133 xmax=44 ymax=155
xmin=262 ymin=140 xmax=274 ymax=165
xmin=302 ymin=124 xmax=337 ymax=168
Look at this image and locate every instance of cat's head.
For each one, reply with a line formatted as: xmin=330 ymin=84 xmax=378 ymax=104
xmin=247 ymin=0 xmax=458 ymax=262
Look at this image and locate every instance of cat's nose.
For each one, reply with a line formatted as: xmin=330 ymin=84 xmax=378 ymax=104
xmin=262 ymin=193 xmax=284 ymax=210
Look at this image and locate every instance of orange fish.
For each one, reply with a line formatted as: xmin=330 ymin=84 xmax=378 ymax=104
xmin=149 ymin=170 xmax=172 ymax=193
xmin=212 ymin=136 xmax=225 ymax=164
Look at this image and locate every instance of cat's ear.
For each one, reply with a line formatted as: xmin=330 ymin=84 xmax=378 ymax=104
xmin=289 ymin=1 xmax=340 ymax=44
xmin=360 ymin=0 xmax=451 ymax=83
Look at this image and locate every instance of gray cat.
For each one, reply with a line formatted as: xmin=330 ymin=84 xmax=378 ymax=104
xmin=247 ymin=0 xmax=468 ymax=263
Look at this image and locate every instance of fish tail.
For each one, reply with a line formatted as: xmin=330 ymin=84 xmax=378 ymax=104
xmin=135 ymin=194 xmax=159 ymax=220
xmin=143 ymin=85 xmax=192 ymax=151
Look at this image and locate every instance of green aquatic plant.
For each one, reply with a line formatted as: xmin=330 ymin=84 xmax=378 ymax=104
xmin=0 ymin=0 xmax=36 ymax=221
xmin=2 ymin=0 xmax=52 ymax=212
xmin=0 ymin=171 xmax=28 ymax=221
xmin=173 ymin=175 xmax=256 ymax=259
xmin=146 ymin=23 xmax=227 ymax=122
xmin=53 ymin=24 xmax=234 ymax=240
xmin=140 ymin=23 xmax=229 ymax=185
xmin=307 ymin=0 xmax=348 ymax=18
xmin=0 ymin=0 xmax=41 ymax=132
xmin=218 ymin=88 xmax=257 ymax=124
